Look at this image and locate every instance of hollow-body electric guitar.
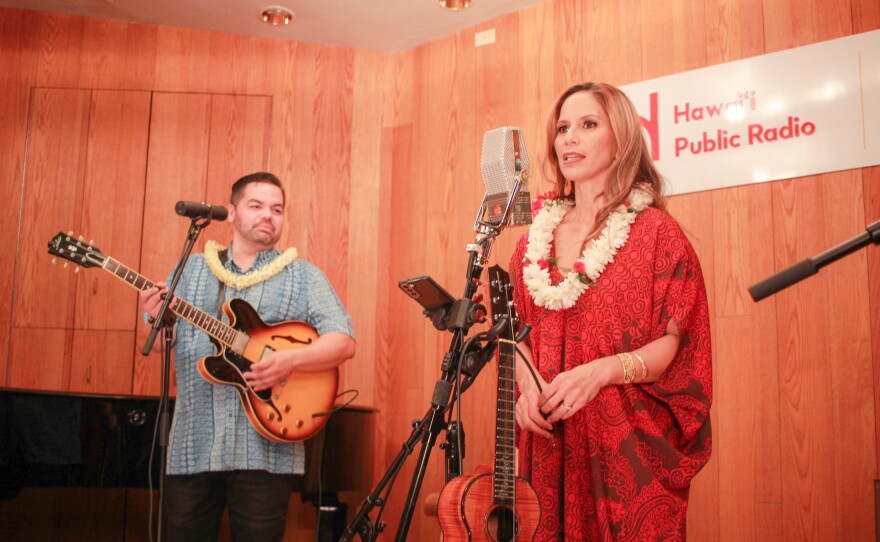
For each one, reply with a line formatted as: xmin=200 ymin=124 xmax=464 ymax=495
xmin=437 ymin=265 xmax=540 ymax=541
xmin=48 ymin=232 xmax=337 ymax=443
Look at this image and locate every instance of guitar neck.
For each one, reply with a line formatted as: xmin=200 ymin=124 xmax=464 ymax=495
xmin=494 ymin=341 xmax=517 ymax=506
xmin=101 ymin=256 xmax=245 ymax=351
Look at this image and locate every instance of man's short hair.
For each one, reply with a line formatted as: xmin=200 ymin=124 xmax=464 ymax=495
xmin=230 ymin=172 xmax=285 ymax=206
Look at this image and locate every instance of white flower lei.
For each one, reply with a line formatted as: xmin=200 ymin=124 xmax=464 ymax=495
xmin=204 ymin=240 xmax=298 ymax=290
xmin=523 ymin=187 xmax=653 ymax=310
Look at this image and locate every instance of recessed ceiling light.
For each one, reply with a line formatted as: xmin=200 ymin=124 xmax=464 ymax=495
xmin=261 ymin=6 xmax=295 ymax=26
xmin=438 ymin=0 xmax=472 ymax=9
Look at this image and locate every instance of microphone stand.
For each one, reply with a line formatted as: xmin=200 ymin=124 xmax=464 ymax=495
xmin=749 ymin=219 xmax=880 ymax=301
xmin=342 ymin=129 xmax=527 ymax=540
xmin=142 ymin=215 xmax=214 ymax=542
xmin=340 ymin=231 xmax=500 ymax=542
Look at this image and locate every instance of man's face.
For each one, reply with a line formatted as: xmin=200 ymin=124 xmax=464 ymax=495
xmin=228 ymin=182 xmax=285 ymax=248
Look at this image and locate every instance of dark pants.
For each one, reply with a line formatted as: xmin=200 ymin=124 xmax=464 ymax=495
xmin=164 ymin=470 xmax=296 ymax=542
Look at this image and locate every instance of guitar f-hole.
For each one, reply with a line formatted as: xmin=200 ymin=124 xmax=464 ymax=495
xmin=270 ymin=334 xmax=313 ymax=346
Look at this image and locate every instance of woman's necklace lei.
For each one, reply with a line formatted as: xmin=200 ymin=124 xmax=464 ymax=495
xmin=203 ymin=240 xmax=298 ymax=290
xmin=523 ymin=186 xmax=653 ymax=310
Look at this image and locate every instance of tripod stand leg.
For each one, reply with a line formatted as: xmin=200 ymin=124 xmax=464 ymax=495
xmin=339 ymin=411 xmax=433 ymax=541
xmin=394 ymin=406 xmax=447 ymax=542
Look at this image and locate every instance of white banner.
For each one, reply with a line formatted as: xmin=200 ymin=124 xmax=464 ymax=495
xmin=621 ymin=30 xmax=880 ymax=195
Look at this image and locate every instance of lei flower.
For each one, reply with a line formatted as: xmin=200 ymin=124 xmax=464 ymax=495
xmin=204 ymin=240 xmax=298 ymax=290
xmin=522 ymin=186 xmax=653 ymax=310
xmin=531 ymin=190 xmax=559 ymax=217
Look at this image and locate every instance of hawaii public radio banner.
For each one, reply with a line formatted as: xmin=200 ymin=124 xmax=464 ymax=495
xmin=621 ymin=29 xmax=880 ymax=195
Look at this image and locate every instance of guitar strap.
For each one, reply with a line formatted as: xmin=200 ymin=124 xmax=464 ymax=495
xmin=215 ymin=249 xmax=228 ymax=319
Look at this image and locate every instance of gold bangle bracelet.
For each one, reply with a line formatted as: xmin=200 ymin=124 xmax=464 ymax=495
xmin=633 ymin=352 xmax=647 ymax=382
xmin=616 ymin=352 xmax=635 ymax=384
xmin=624 ymin=353 xmax=635 ymax=384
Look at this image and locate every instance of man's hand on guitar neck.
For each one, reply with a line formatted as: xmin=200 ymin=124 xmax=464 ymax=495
xmin=139 ymin=283 xmax=178 ymax=351
xmin=243 ymin=332 xmax=356 ymax=392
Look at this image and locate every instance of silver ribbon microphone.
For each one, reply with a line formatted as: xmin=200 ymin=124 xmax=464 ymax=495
xmin=474 ymin=127 xmax=532 ymax=235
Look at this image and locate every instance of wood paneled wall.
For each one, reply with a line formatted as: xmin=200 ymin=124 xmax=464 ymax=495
xmin=0 ymin=9 xmax=384 ymax=542
xmin=1 ymin=0 xmax=879 ymax=541
xmin=377 ymin=1 xmax=880 ymax=541
xmin=0 ymin=10 xmax=380 ymax=404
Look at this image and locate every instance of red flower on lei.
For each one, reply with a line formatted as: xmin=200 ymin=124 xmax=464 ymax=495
xmin=531 ymin=190 xmax=559 ymax=217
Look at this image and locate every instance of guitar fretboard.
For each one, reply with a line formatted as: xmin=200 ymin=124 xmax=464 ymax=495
xmin=102 ymin=256 xmax=247 ymax=354
xmin=494 ymin=340 xmax=517 ymax=506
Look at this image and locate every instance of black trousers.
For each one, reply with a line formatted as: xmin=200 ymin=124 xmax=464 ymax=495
xmin=164 ymin=470 xmax=296 ymax=542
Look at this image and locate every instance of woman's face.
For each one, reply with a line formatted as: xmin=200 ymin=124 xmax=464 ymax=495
xmin=554 ymin=91 xmax=617 ymax=187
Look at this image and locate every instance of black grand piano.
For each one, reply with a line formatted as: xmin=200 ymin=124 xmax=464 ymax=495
xmin=0 ymin=388 xmax=373 ymax=541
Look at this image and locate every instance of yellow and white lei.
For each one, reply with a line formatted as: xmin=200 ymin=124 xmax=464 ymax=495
xmin=523 ymin=187 xmax=653 ymax=311
xmin=204 ymin=240 xmax=298 ymax=290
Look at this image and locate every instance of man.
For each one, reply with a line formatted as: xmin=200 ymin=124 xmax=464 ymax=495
xmin=140 ymin=172 xmax=356 ymax=542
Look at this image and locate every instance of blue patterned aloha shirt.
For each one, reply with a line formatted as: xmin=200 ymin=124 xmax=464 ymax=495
xmin=149 ymin=245 xmax=354 ymax=475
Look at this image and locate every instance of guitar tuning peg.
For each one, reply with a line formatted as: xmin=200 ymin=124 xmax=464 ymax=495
xmin=63 ymin=261 xmax=69 ymax=268
xmin=67 ymin=230 xmax=73 ymax=236
xmin=51 ymin=257 xmax=57 ymax=264
xmin=89 ymin=240 xmax=94 ymax=245
xmin=78 ymin=235 xmax=83 ymax=241
xmin=74 ymin=266 xmax=80 ymax=273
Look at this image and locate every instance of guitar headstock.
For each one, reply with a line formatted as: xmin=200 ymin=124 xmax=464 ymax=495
xmin=487 ymin=264 xmax=519 ymax=340
xmin=47 ymin=232 xmax=107 ymax=270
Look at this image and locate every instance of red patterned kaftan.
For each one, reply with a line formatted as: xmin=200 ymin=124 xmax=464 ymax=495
xmin=509 ymin=208 xmax=712 ymax=541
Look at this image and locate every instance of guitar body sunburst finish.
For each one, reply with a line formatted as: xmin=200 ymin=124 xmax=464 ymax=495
xmin=197 ymin=298 xmax=338 ymax=443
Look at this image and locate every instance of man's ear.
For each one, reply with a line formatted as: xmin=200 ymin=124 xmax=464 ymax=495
xmin=226 ymin=204 xmax=235 ymax=222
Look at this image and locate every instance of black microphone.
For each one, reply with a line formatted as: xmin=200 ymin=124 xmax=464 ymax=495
xmin=748 ymin=218 xmax=880 ymax=301
xmin=748 ymin=260 xmax=817 ymax=301
xmin=174 ymin=201 xmax=228 ymax=221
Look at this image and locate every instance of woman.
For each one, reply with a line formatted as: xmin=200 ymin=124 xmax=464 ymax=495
xmin=511 ymin=82 xmax=712 ymax=540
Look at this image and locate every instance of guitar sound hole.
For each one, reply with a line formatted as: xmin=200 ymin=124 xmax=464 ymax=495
xmin=485 ymin=505 xmax=518 ymax=542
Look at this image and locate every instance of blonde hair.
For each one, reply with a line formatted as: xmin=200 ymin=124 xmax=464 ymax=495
xmin=545 ymin=82 xmax=666 ymax=240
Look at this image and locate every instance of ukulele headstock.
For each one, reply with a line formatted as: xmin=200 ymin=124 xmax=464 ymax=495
xmin=487 ymin=265 xmax=519 ymax=341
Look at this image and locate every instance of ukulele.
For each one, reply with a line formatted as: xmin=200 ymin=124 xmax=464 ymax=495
xmin=437 ymin=265 xmax=540 ymax=541
xmin=48 ymin=232 xmax=337 ymax=443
